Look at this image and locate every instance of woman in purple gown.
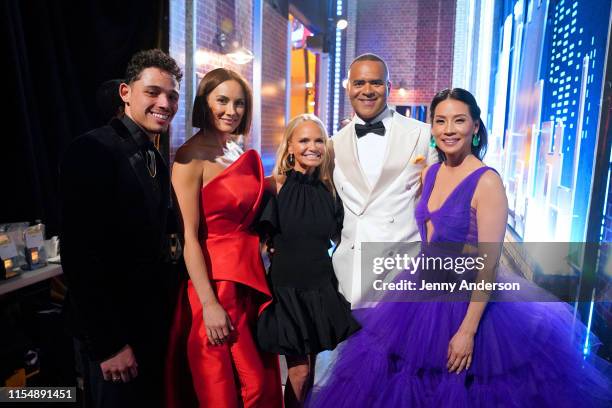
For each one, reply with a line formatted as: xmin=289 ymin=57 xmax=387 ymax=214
xmin=308 ymin=88 xmax=612 ymax=407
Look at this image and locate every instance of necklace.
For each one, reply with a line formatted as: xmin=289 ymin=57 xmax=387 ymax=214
xmin=146 ymin=149 xmax=157 ymax=178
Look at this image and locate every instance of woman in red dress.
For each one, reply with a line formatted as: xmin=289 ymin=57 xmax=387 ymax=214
xmin=166 ymin=68 xmax=282 ymax=407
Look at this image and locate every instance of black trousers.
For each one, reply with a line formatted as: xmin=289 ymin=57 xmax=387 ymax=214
xmin=76 ymin=339 xmax=165 ymax=408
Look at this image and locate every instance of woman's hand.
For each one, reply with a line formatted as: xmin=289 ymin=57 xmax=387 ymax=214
xmin=202 ymin=301 xmax=234 ymax=346
xmin=447 ymin=329 xmax=474 ymax=374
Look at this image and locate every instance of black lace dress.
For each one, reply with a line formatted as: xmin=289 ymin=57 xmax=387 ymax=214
xmin=256 ymin=170 xmax=360 ymax=355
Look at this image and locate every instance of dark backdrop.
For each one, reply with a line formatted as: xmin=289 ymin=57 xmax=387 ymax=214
xmin=2 ymin=0 xmax=168 ymax=236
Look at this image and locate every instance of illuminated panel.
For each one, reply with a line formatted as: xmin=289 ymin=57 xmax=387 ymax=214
xmin=475 ymin=0 xmax=494 ymax=129
xmin=332 ymin=0 xmax=344 ymax=134
xmin=539 ymin=0 xmax=611 ymax=241
xmin=451 ymin=0 xmax=472 ymax=89
xmin=491 ymin=14 xmax=512 ymax=177
xmin=502 ymin=0 xmax=549 ymax=240
xmin=602 ymin=163 xmax=612 ymax=242
xmin=582 ymin=292 xmax=596 ymax=355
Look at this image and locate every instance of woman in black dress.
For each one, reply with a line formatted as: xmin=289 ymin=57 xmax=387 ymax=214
xmin=257 ymin=114 xmax=360 ymax=407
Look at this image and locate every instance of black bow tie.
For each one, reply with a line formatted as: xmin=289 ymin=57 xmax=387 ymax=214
xmin=355 ymin=121 xmax=385 ymax=137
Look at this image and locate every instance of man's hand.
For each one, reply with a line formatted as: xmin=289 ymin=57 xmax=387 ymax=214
xmin=100 ymin=344 xmax=138 ymax=383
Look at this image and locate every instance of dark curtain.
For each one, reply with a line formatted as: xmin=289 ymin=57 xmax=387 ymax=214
xmin=2 ymin=0 xmax=168 ymax=236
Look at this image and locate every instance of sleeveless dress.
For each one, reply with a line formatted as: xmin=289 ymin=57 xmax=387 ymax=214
xmin=165 ymin=150 xmax=282 ymax=408
xmin=309 ymin=162 xmax=612 ymax=407
xmin=257 ymin=169 xmax=360 ymax=355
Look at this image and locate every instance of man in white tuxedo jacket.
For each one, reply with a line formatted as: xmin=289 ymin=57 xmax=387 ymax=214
xmin=331 ymin=53 xmax=438 ymax=306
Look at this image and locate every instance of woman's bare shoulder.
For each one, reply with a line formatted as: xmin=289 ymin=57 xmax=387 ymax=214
xmin=174 ymin=136 xmax=218 ymax=164
xmin=264 ymin=173 xmax=287 ymax=195
xmin=477 ymin=168 xmax=504 ymax=191
xmin=473 ymin=168 xmax=506 ymax=207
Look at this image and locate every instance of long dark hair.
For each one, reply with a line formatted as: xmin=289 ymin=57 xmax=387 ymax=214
xmin=429 ymin=88 xmax=488 ymax=160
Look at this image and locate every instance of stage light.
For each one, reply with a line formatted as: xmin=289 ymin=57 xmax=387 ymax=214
xmin=216 ymin=32 xmax=254 ymax=65
xmin=228 ymin=47 xmax=254 ymax=65
xmin=195 ymin=50 xmax=208 ymax=66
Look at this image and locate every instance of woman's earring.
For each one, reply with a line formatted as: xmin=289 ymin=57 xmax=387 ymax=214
xmin=472 ymin=134 xmax=480 ymax=147
xmin=288 ymin=153 xmax=295 ymax=166
xmin=429 ymin=136 xmax=437 ymax=148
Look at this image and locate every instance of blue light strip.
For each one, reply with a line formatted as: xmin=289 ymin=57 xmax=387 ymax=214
xmin=285 ymin=18 xmax=292 ymax=124
xmin=583 ymin=290 xmax=595 ymax=356
xmin=332 ymin=0 xmax=343 ymax=134
xmin=599 ymin=162 xmax=611 ymax=241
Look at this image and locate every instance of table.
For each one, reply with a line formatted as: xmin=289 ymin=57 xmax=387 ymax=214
xmin=0 ymin=264 xmax=63 ymax=296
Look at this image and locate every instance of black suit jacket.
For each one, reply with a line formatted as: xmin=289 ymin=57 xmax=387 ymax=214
xmin=60 ymin=117 xmax=172 ymax=361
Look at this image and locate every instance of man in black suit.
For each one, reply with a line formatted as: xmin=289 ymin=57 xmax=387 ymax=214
xmin=60 ymin=49 xmax=182 ymax=407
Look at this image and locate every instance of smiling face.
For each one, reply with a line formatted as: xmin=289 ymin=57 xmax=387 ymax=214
xmin=431 ymin=99 xmax=479 ymax=159
xmin=288 ymin=120 xmax=326 ymax=173
xmin=120 ymin=67 xmax=179 ymax=136
xmin=347 ymin=60 xmax=389 ymax=121
xmin=206 ymin=80 xmax=246 ymax=134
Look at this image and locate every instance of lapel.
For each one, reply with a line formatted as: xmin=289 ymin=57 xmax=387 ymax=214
xmin=365 ymin=113 xmax=421 ymax=208
xmin=109 ymin=118 xmax=162 ymax=225
xmin=333 ymin=118 xmax=371 ymax=202
xmin=154 ymin=147 xmax=170 ymax=214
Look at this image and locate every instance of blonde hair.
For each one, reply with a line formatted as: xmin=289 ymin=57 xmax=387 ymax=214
xmin=273 ymin=114 xmax=335 ymax=194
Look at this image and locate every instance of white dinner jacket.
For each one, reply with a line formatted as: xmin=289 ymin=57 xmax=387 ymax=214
xmin=331 ymin=111 xmax=438 ymax=305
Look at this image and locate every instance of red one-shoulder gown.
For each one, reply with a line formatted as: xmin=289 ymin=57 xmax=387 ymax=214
xmin=166 ymin=150 xmax=282 ymax=407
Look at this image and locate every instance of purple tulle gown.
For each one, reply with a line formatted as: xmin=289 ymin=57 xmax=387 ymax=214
xmin=309 ymin=163 xmax=612 ymax=407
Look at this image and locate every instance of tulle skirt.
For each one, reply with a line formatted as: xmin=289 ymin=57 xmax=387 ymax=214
xmin=308 ymin=269 xmax=612 ymax=407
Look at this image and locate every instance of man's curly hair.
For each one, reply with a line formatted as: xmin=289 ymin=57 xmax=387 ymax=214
xmin=125 ymin=49 xmax=183 ymax=84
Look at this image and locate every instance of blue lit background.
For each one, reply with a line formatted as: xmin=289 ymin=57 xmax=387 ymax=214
xmin=478 ymin=0 xmax=611 ymax=359
xmin=539 ymin=0 xmax=610 ymax=242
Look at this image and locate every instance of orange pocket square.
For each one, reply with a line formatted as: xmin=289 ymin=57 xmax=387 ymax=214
xmin=411 ymin=155 xmax=426 ymax=165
